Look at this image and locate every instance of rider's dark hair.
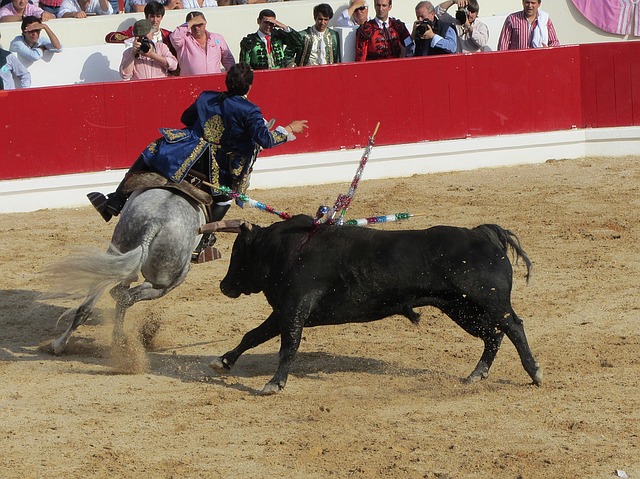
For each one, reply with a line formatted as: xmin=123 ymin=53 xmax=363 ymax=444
xmin=225 ymin=63 xmax=254 ymax=96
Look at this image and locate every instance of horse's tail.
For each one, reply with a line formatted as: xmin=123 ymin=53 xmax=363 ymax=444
xmin=44 ymin=245 xmax=144 ymax=301
xmin=475 ymin=224 xmax=532 ymax=283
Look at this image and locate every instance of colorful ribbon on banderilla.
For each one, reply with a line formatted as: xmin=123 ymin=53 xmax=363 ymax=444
xmin=314 ymin=123 xmax=387 ymax=225
xmin=199 ymin=123 xmax=415 ymax=227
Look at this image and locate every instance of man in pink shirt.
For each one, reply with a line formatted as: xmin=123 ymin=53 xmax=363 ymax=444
xmin=497 ymin=0 xmax=559 ymax=50
xmin=170 ymin=10 xmax=235 ymax=76
xmin=0 ymin=0 xmax=55 ymax=22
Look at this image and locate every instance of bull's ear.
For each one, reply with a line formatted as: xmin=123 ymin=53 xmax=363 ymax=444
xmin=240 ymin=222 xmax=254 ymax=233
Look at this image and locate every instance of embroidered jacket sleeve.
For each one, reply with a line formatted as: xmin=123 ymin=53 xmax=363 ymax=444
xmin=105 ymin=25 xmax=134 ymax=43
xmin=354 ymin=21 xmax=374 ymax=61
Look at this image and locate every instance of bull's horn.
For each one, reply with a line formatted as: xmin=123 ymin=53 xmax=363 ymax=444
xmin=200 ymin=219 xmax=246 ymax=234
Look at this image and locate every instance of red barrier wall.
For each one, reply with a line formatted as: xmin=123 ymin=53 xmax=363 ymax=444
xmin=1 ymin=42 xmax=638 ymax=181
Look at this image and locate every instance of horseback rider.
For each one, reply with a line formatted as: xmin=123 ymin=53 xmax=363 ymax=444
xmin=88 ymin=62 xmax=308 ymax=226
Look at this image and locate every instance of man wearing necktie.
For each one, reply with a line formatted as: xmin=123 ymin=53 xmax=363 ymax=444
xmin=239 ymin=9 xmax=303 ymax=70
xmin=295 ymin=3 xmax=342 ymax=66
xmin=355 ymin=0 xmax=413 ymax=61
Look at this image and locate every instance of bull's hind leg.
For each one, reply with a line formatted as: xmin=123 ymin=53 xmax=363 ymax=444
xmin=499 ymin=310 xmax=543 ymax=386
xmin=51 ymin=291 xmax=101 ymax=355
xmin=210 ymin=312 xmax=281 ymax=373
xmin=465 ymin=329 xmax=504 ymax=384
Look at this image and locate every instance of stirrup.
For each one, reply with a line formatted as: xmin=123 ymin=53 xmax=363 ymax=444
xmin=191 ymin=233 xmax=220 ymax=264
xmin=87 ymin=192 xmax=113 ymax=222
xmin=191 ymin=246 xmax=222 ymax=264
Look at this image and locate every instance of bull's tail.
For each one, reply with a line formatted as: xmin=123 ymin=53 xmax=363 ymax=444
xmin=44 ymin=245 xmax=145 ymax=303
xmin=475 ymin=224 xmax=532 ymax=283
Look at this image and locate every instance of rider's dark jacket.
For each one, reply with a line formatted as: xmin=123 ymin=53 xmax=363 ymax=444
xmin=141 ymin=91 xmax=289 ymax=195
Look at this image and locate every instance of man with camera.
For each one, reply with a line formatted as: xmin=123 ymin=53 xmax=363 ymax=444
xmin=120 ymin=19 xmax=177 ymax=80
xmin=412 ymin=0 xmax=458 ymax=56
xmin=436 ymin=0 xmax=489 ymax=53
xmin=239 ymin=9 xmax=302 ymax=70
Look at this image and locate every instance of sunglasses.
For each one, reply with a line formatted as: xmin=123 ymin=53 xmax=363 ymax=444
xmin=355 ymin=5 xmax=367 ymax=11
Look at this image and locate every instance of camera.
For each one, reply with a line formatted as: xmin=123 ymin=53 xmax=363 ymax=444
xmin=415 ymin=18 xmax=434 ymax=37
xmin=455 ymin=7 xmax=469 ymax=25
xmin=138 ymin=37 xmax=153 ymax=54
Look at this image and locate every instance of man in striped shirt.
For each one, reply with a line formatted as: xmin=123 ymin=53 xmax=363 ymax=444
xmin=497 ymin=0 xmax=559 ymax=50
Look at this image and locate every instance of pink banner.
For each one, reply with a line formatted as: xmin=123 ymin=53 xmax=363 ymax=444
xmin=572 ymin=0 xmax=640 ymax=36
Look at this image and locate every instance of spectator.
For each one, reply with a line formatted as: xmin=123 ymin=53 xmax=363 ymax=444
xmin=295 ymin=3 xmax=341 ymax=66
xmin=170 ymin=11 xmax=235 ymax=76
xmin=58 ymin=0 xmax=113 ymax=17
xmin=129 ymin=0 xmax=182 ymax=12
xmin=0 ymin=32 xmax=31 ymax=89
xmin=0 ymin=0 xmax=55 ymax=21
xmin=10 ymin=16 xmax=62 ymax=63
xmin=219 ymin=0 xmax=283 ymax=4
xmin=412 ymin=0 xmax=457 ymax=56
xmin=239 ymin=9 xmax=302 ymax=70
xmin=120 ymin=19 xmax=177 ymax=80
xmin=354 ymin=0 xmax=412 ymax=61
xmin=436 ymin=0 xmax=489 ymax=52
xmin=497 ymin=0 xmax=559 ymax=50
xmin=336 ymin=0 xmax=369 ymax=27
xmin=182 ymin=0 xmax=217 ymax=8
xmin=105 ymin=1 xmax=176 ymax=57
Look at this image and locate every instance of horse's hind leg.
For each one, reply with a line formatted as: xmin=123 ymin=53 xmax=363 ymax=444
xmin=109 ymin=278 xmax=184 ymax=348
xmin=51 ymin=291 xmax=101 ymax=355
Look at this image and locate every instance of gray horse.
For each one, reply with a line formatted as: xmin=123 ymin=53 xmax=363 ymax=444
xmin=49 ymin=188 xmax=221 ymax=354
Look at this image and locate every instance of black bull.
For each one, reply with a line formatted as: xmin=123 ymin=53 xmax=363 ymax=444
xmin=212 ymin=214 xmax=543 ymax=394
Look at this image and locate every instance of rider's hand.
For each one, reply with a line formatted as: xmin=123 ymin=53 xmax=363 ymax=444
xmin=287 ymin=120 xmax=308 ymax=134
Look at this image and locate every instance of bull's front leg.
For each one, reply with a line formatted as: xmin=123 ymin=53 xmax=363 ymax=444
xmin=210 ymin=312 xmax=281 ymax=373
xmin=261 ymin=319 xmax=304 ymax=395
xmin=261 ymin=299 xmax=313 ymax=395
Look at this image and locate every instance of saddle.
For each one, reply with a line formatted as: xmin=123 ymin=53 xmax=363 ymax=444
xmin=122 ymin=171 xmax=213 ymax=207
xmin=122 ymin=172 xmax=221 ymax=264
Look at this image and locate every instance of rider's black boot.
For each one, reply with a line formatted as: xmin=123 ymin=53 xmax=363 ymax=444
xmin=87 ymin=191 xmax=127 ymax=223
xmin=192 ymin=203 xmax=231 ymax=263
xmin=87 ymin=156 xmax=150 ymax=222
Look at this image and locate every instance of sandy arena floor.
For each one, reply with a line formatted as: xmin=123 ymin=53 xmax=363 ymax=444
xmin=1 ymin=156 xmax=639 ymax=478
